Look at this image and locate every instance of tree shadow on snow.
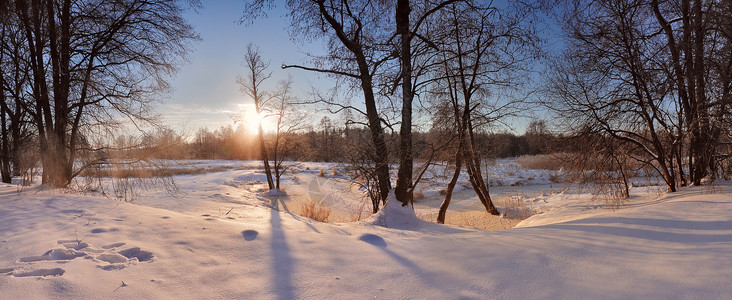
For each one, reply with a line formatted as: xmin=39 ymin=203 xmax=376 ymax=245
xmin=545 ymin=223 xmax=732 ymax=243
xmin=270 ymin=196 xmax=290 ymax=213
xmin=270 ymin=207 xmax=295 ymax=300
xmin=568 ymin=217 xmax=732 ymax=231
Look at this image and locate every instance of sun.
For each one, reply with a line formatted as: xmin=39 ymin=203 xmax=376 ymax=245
xmin=241 ymin=108 xmax=262 ymax=135
xmin=236 ymin=103 xmax=273 ymax=135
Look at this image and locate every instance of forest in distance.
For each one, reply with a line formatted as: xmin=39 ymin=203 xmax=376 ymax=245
xmin=103 ymin=119 xmax=554 ymax=164
xmin=4 ymin=1 xmax=732 ymax=298
xmin=1 ymin=0 xmax=732 ymax=215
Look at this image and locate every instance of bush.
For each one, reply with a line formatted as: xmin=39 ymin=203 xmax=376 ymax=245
xmin=516 ymin=154 xmax=567 ymax=170
xmin=300 ymin=200 xmax=331 ymax=222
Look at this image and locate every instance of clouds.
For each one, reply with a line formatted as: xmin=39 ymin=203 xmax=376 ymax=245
xmin=161 ymin=103 xmax=237 ymax=130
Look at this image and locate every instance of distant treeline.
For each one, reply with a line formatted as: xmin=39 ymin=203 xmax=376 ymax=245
xmin=118 ymin=117 xmax=557 ymax=163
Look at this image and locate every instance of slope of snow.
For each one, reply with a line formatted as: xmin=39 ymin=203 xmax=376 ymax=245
xmin=1 ymin=171 xmax=731 ymax=299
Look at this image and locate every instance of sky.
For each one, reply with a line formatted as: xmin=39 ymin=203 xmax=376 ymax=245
xmin=163 ymin=0 xmax=545 ymax=135
xmin=164 ymin=0 xmax=322 ymax=133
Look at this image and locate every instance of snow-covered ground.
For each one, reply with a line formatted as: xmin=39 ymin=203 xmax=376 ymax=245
xmin=1 ymin=160 xmax=731 ymax=298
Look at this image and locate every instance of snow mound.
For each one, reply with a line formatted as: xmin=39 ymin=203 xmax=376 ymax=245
xmin=365 ymin=192 xmax=426 ymax=230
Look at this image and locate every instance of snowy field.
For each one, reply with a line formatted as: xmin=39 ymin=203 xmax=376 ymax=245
xmin=1 ymin=159 xmax=732 ymax=298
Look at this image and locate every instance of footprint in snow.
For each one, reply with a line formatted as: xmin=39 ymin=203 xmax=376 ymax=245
xmin=91 ymin=227 xmax=118 ymax=234
xmin=96 ymin=253 xmax=128 ymax=264
xmin=62 ymin=241 xmax=90 ymax=250
xmin=242 ymin=230 xmax=258 ymax=241
xmin=101 ymin=242 xmax=126 ymax=249
xmin=118 ymin=247 xmax=154 ymax=262
xmin=13 ymin=240 xmax=153 ymax=276
xmin=19 ymin=248 xmax=86 ymax=262
xmin=13 ymin=268 xmax=65 ymax=277
xmin=358 ymin=233 xmax=387 ymax=248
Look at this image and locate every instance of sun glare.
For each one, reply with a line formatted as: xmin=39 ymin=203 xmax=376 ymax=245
xmin=237 ymin=103 xmax=272 ymax=135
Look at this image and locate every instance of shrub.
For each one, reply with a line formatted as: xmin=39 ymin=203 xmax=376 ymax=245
xmin=300 ymin=200 xmax=331 ymax=222
xmin=516 ymin=154 xmax=567 ymax=170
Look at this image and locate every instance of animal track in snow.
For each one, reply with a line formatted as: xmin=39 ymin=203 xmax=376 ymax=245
xmin=117 ymin=247 xmax=154 ymax=262
xmin=19 ymin=248 xmax=86 ymax=262
xmin=96 ymin=254 xmax=128 ymax=264
xmin=91 ymin=227 xmax=118 ymax=234
xmin=101 ymin=242 xmax=126 ymax=249
xmin=62 ymin=241 xmax=90 ymax=250
xmin=13 ymin=268 xmax=65 ymax=277
xmin=11 ymin=239 xmax=153 ymax=277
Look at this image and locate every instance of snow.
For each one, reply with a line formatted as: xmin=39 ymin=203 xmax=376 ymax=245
xmin=366 ymin=192 xmax=425 ymax=230
xmin=1 ymin=160 xmax=732 ymax=298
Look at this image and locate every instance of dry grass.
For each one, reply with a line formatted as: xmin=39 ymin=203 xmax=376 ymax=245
xmin=349 ymin=199 xmax=369 ymax=222
xmin=300 ymin=200 xmax=331 ymax=222
xmin=82 ymin=165 xmax=236 ymax=178
xmin=413 ymin=188 xmax=425 ymax=201
xmin=499 ymin=194 xmax=534 ymax=220
xmin=417 ymin=211 xmax=521 ymax=230
xmin=548 ymin=173 xmax=566 ymax=183
xmin=516 ymin=154 xmax=567 ymax=171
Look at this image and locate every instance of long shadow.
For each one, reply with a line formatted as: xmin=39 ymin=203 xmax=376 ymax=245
xmin=546 ymin=223 xmax=732 ymax=243
xmin=271 ymin=195 xmax=290 ymax=213
xmin=568 ymin=217 xmax=732 ymax=231
xmin=270 ymin=206 xmax=295 ymax=299
xmin=364 ymin=237 xmax=481 ymax=296
xmin=271 ymin=192 xmax=322 ymax=233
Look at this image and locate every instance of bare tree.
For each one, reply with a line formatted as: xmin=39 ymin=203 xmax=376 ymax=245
xmin=1 ymin=0 xmax=34 ymax=183
xmin=393 ymin=0 xmax=464 ymax=206
xmin=546 ymin=0 xmax=679 ymax=191
xmin=11 ymin=0 xmax=198 ymax=187
xmin=430 ymin=2 xmax=537 ymax=222
xmin=243 ymin=0 xmax=394 ymax=210
xmin=547 ymin=0 xmax=732 ymax=191
xmin=237 ymin=43 xmax=275 ymax=190
xmin=266 ymin=77 xmax=307 ymax=190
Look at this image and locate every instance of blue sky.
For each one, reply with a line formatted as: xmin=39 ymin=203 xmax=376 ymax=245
xmin=163 ymin=1 xmax=546 ymax=134
xmin=164 ymin=0 xmax=322 ymax=131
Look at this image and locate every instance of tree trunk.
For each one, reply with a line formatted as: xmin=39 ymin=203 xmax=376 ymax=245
xmin=463 ymin=118 xmax=500 ymax=215
xmin=690 ymin=0 xmax=710 ymax=185
xmin=0 ymin=96 xmax=11 ymax=183
xmin=257 ymin=122 xmax=274 ymax=190
xmin=308 ymin=1 xmax=392 ymax=211
xmin=356 ymin=60 xmax=390 ymax=209
xmin=437 ymin=148 xmax=462 ymax=224
xmin=394 ymin=0 xmax=413 ymax=206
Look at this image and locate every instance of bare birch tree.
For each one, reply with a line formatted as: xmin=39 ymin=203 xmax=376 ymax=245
xmin=237 ymin=43 xmax=275 ymax=190
xmin=266 ymin=77 xmax=307 ymax=190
